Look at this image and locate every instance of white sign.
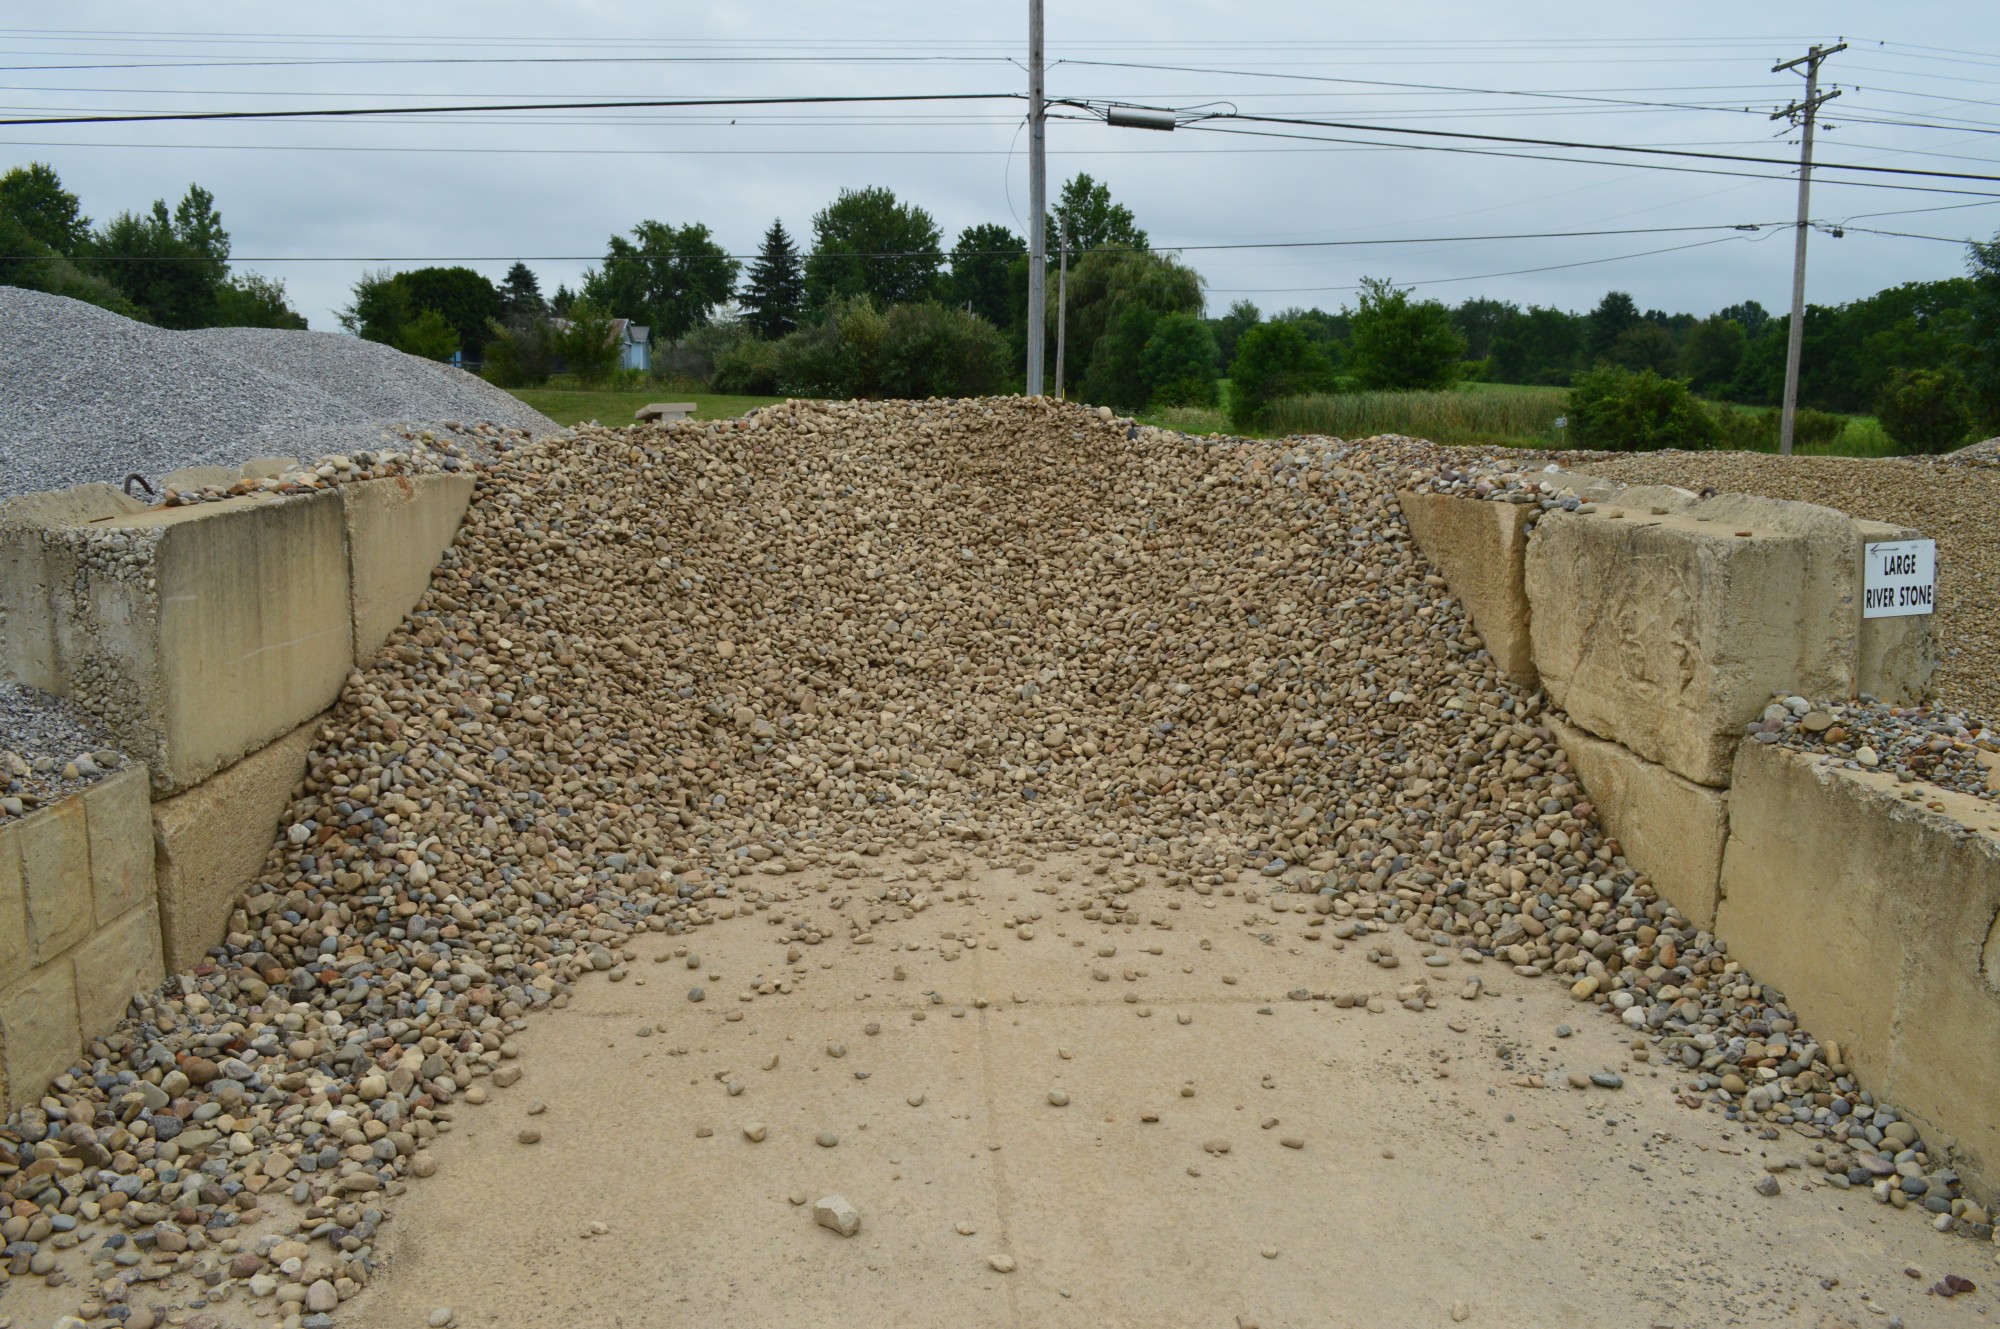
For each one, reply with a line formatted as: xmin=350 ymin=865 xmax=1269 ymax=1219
xmin=1863 ymin=539 xmax=1937 ymax=619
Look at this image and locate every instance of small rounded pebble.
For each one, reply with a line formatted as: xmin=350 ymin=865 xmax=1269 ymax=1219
xmin=517 ymin=1128 xmax=541 ymax=1145
xmin=817 ymin=1131 xmax=840 ymax=1148
xmin=687 ymin=987 xmax=706 ymax=1003
xmin=1048 ymin=1090 xmax=1070 ymax=1107
xmin=988 ymin=1254 xmax=1017 ymax=1273
xmin=743 ymin=1122 xmax=767 ymax=1142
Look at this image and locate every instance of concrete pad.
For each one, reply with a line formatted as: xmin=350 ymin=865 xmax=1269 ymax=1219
xmin=341 ymin=859 xmax=1993 ymax=1329
xmin=1718 ymin=742 xmax=2000 ymax=1190
xmin=1528 ymin=497 xmax=1854 ymax=787
xmin=1396 ymin=491 xmax=1536 ymax=685
xmin=343 ymin=473 xmax=475 ymax=661
xmin=152 ymin=714 xmax=322 ymax=974
xmin=1550 ymin=715 xmax=1729 ymax=930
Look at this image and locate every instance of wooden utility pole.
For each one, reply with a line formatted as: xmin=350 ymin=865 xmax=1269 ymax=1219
xmin=1025 ymin=0 xmax=1047 ymax=397
xmin=1771 ymin=42 xmax=1844 ymax=456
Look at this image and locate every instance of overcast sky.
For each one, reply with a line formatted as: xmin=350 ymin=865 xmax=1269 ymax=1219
xmin=6 ymin=2 xmax=1998 ymax=332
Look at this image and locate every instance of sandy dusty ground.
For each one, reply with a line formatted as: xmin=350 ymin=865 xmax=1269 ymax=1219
xmin=334 ymin=857 xmax=1997 ymax=1329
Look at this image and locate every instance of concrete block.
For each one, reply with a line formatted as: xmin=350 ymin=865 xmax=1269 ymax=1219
xmin=0 ymin=819 xmax=24 ymax=988
xmin=1717 ymin=742 xmax=2000 ymax=1195
xmin=1853 ymin=519 xmax=1937 ymax=704
xmin=343 ymin=473 xmax=474 ymax=661
xmin=84 ymin=766 xmax=153 ymax=925
xmin=70 ymin=899 xmax=163 ymax=1038
xmin=1527 ymin=494 xmax=1861 ymax=787
xmin=19 ymin=795 xmax=90 ymax=964
xmin=1550 ymin=715 xmax=1728 ymax=930
xmin=152 ymin=714 xmax=320 ymax=974
xmin=20 ymin=490 xmax=352 ymax=796
xmin=1396 ymin=492 xmax=1536 ymax=685
xmin=0 ymin=961 xmax=81 ymax=1118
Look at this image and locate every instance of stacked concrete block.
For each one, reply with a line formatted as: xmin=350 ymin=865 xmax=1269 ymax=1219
xmin=1718 ymin=742 xmax=2000 ymax=1190
xmin=0 ymin=469 xmax=478 ymax=1111
xmin=0 ymin=767 xmax=162 ymax=1116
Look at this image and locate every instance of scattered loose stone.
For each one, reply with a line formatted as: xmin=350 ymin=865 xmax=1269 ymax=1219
xmin=817 ymin=1131 xmax=840 ymax=1148
xmin=988 ymin=1254 xmax=1017 ymax=1273
xmin=517 ymin=1128 xmax=542 ymax=1145
xmin=814 ymin=1195 xmax=862 ymax=1237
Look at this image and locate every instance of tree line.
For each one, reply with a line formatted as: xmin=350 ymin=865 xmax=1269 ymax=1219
xmin=0 ymin=163 xmax=306 ymax=329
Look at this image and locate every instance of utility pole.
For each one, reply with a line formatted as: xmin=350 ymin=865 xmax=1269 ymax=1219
xmin=1025 ymin=0 xmax=1047 ymax=397
xmin=1054 ymin=242 xmax=1069 ymax=399
xmin=1771 ymin=41 xmax=1844 ymax=456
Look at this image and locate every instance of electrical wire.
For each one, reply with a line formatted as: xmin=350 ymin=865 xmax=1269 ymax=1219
xmin=0 ymin=91 xmax=1023 ymax=127
xmin=1202 ymin=235 xmax=1753 ymax=294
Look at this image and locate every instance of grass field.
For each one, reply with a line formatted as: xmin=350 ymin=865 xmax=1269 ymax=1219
xmin=1261 ymin=385 xmax=1570 ymax=448
xmin=510 ymin=384 xmax=1909 ymax=458
xmin=508 ymin=389 xmax=784 ymax=428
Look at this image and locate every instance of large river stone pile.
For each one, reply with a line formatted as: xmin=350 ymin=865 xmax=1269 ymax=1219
xmin=0 ymin=399 xmax=1982 ymax=1327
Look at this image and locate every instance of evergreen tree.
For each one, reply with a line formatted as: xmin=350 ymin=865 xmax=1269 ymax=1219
xmin=742 ymin=219 xmax=806 ymax=339
xmin=499 ymin=261 xmax=546 ymax=321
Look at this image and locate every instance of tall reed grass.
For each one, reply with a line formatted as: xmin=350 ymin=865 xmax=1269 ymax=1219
xmin=1263 ymin=388 xmax=1569 ymax=446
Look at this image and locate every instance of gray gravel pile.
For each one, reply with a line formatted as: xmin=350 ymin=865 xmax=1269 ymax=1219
xmin=0 ymin=287 xmax=559 ymax=500
xmin=0 ymin=681 xmax=125 ymax=822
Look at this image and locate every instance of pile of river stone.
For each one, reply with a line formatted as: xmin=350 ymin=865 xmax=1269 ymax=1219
xmin=1 ymin=399 xmax=1988 ymax=1327
xmin=1751 ymin=695 xmax=2000 ymax=801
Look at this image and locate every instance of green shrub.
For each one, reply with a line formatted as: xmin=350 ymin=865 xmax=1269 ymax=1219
xmin=482 ymin=317 xmax=557 ymax=387
xmin=1227 ymin=322 xmax=1336 ymax=428
xmin=1141 ymin=313 xmax=1219 ymax=407
xmin=711 ymin=337 xmax=780 ymax=394
xmin=1566 ymin=366 xmax=1717 ymax=451
xmin=1347 ymin=277 xmax=1466 ymax=390
xmin=1875 ymin=367 xmax=1973 ymax=454
xmin=772 ymin=294 xmax=888 ymax=397
xmin=395 ymin=308 xmax=460 ymax=363
xmin=879 ymin=301 xmax=1009 ymax=398
xmin=552 ymin=302 xmax=620 ymax=385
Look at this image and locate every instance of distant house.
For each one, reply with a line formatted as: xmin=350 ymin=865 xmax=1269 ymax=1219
xmin=610 ymin=319 xmax=651 ymax=372
xmin=544 ymin=314 xmax=652 ymax=374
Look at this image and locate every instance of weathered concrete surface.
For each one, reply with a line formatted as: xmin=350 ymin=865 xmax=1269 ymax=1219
xmin=152 ymin=713 xmax=322 ymax=974
xmin=83 ymin=765 xmax=153 ymax=925
xmin=69 ymin=897 xmax=163 ymax=1038
xmin=1854 ymin=518 xmax=1938 ymax=704
xmin=0 ymin=960 xmax=78 ymax=1118
xmin=1717 ymin=741 xmax=2000 ymax=1194
xmin=343 ymin=472 xmax=475 ymax=662
xmin=1550 ymin=715 xmax=1729 ymax=930
xmin=1396 ymin=491 xmax=1537 ymax=684
xmin=1528 ymin=496 xmax=1858 ymax=787
xmin=19 ymin=793 xmax=91 ymax=964
xmin=12 ymin=491 xmax=353 ymax=795
xmin=323 ymin=860 xmax=1993 ymax=1329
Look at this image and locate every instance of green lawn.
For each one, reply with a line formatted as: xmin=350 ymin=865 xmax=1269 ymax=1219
xmin=509 ymin=388 xmax=784 ymax=428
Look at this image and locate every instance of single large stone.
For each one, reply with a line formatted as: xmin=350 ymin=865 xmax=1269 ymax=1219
xmin=813 ymin=1194 xmax=861 ymax=1237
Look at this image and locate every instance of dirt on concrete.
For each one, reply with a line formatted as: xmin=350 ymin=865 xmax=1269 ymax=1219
xmin=337 ymin=857 xmax=1996 ymax=1329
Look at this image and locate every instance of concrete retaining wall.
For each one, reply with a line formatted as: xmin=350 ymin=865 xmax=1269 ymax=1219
xmin=0 ymin=768 xmax=162 ymax=1116
xmin=1398 ymin=476 xmax=2000 ymax=1192
xmin=1718 ymin=742 xmax=2000 ymax=1184
xmin=0 ymin=470 xmax=474 ymax=1112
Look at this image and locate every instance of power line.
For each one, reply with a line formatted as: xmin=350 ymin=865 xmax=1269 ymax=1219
xmin=1181 ymin=121 xmax=2000 ymax=198
xmin=0 ymin=91 xmax=1022 ymax=127
xmin=1203 ymin=235 xmax=1754 ymax=294
xmin=1209 ymin=110 xmax=2000 ymax=184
